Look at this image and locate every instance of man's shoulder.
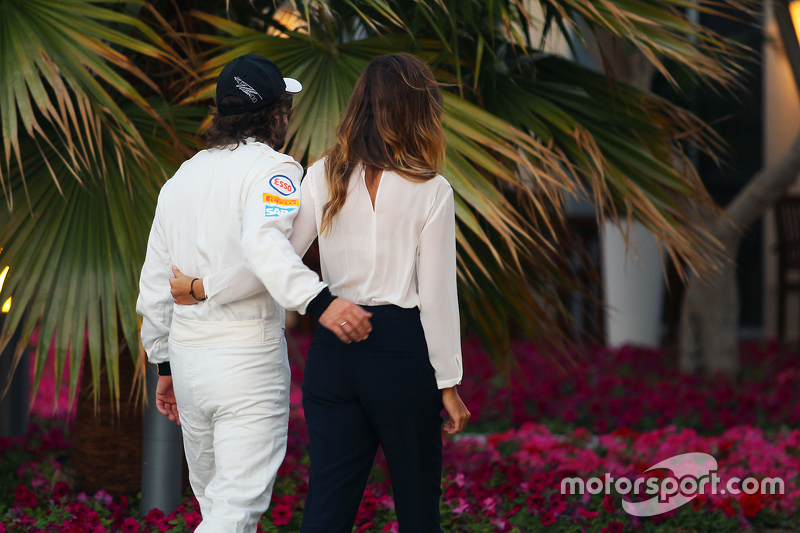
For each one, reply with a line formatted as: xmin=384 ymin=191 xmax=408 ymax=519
xmin=245 ymin=143 xmax=300 ymax=174
xmin=159 ymin=149 xmax=211 ymax=191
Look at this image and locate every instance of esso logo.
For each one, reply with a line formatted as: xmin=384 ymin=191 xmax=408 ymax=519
xmin=269 ymin=175 xmax=296 ymax=196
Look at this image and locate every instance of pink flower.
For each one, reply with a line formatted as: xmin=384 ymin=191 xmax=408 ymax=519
xmin=382 ymin=522 xmax=399 ymax=533
xmin=14 ymin=485 xmax=38 ymax=508
xmin=271 ymin=503 xmax=293 ymax=526
xmin=602 ymin=494 xmax=615 ymax=513
xmin=184 ymin=511 xmax=202 ymax=530
xmin=84 ymin=510 xmax=101 ymax=527
xmin=550 ymin=497 xmax=567 ymax=514
xmin=356 ymin=495 xmax=378 ymax=522
xmin=540 ymin=510 xmax=557 ymax=526
xmin=451 ymin=498 xmax=470 ymax=514
xmin=144 ymin=508 xmax=166 ymax=523
xmin=719 ymin=498 xmax=737 ymax=518
xmin=52 ymin=481 xmax=70 ymax=500
xmin=93 ymin=490 xmax=112 ymax=506
xmin=741 ymin=492 xmax=765 ymax=518
xmin=120 ymin=517 xmax=141 ymax=533
xmin=601 ymin=521 xmax=624 ymax=533
xmin=578 ymin=507 xmax=599 ymax=519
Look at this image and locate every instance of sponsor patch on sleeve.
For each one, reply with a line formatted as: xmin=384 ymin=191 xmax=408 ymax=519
xmin=265 ymin=205 xmax=297 ymax=217
xmin=263 ymin=193 xmax=299 ymax=207
xmin=268 ymin=175 xmax=296 ymax=196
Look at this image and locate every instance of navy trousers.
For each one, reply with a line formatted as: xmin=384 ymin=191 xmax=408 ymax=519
xmin=300 ymin=305 xmax=444 ymax=533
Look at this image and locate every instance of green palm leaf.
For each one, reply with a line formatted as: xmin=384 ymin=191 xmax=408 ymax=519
xmin=0 ymin=101 xmax=206 ymax=408
xmin=0 ymin=0 xmax=182 ymax=208
xmin=182 ymin=1 xmax=743 ymax=358
xmin=0 ymin=0 xmax=753 ymax=404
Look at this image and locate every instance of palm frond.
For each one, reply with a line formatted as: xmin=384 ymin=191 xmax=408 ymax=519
xmin=182 ymin=0 xmax=748 ymax=355
xmin=0 ymin=0 xmax=183 ymax=209
xmin=0 ymin=101 xmax=206 ymax=408
xmin=0 ymin=0 xmax=755 ymax=403
xmin=538 ymin=0 xmax=757 ymax=87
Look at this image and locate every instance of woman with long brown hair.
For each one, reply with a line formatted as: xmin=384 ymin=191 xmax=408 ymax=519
xmin=172 ymin=52 xmax=469 ymax=531
xmin=292 ymin=52 xmax=469 ymax=533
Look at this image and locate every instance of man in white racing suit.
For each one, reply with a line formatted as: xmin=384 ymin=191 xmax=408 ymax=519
xmin=136 ymin=53 xmax=371 ymax=533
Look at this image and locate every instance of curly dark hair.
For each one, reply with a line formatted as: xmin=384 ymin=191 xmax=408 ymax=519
xmin=205 ymin=92 xmax=293 ymax=150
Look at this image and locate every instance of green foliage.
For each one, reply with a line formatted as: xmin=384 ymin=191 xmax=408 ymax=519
xmin=0 ymin=103 xmax=205 ymax=405
xmin=0 ymin=0 xmax=753 ymax=404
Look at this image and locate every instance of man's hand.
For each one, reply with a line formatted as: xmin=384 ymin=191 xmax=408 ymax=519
xmin=156 ymin=375 xmax=181 ymax=425
xmin=318 ymin=298 xmax=372 ymax=343
xmin=170 ymin=266 xmax=203 ymax=305
xmin=442 ymin=386 xmax=470 ymax=435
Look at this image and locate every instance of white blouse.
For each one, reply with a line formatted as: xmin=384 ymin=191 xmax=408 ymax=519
xmin=293 ymin=159 xmax=463 ymax=388
xmin=205 ymin=158 xmax=463 ymax=388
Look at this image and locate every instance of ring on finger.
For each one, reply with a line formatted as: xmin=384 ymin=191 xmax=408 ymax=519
xmin=340 ymin=321 xmax=348 ymax=327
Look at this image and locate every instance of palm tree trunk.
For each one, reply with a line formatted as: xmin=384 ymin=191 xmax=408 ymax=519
xmin=73 ymin=344 xmax=144 ymax=496
xmin=679 ymin=0 xmax=800 ymax=376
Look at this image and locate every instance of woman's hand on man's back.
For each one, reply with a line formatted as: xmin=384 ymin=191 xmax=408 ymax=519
xmin=170 ymin=266 xmax=202 ymax=304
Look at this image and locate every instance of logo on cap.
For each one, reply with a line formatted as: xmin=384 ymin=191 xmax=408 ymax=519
xmin=234 ymin=76 xmax=262 ymax=103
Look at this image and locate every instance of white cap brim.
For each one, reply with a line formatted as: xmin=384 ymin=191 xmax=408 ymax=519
xmin=284 ymin=78 xmax=302 ymax=93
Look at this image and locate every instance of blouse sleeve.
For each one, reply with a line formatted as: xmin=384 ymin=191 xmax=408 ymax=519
xmin=289 ymin=169 xmax=319 ymax=257
xmin=417 ymin=186 xmax=463 ymax=389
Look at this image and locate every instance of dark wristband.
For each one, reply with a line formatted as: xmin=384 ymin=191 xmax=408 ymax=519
xmin=157 ymin=362 xmax=171 ymax=376
xmin=190 ymin=278 xmax=207 ymax=301
xmin=305 ymin=287 xmax=336 ymax=320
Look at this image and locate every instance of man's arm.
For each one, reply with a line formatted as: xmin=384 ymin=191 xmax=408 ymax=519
xmin=172 ymin=169 xmax=322 ymax=306
xmin=240 ymin=161 xmax=371 ymax=342
xmin=239 ymin=162 xmax=323 ymax=311
xmin=136 ymin=194 xmax=173 ymax=375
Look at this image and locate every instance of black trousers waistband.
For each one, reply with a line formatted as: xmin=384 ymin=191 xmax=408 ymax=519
xmin=314 ymin=304 xmax=423 ymax=352
xmin=358 ymin=304 xmax=419 ymax=317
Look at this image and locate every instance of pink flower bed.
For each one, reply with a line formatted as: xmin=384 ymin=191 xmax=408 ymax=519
xmin=29 ymin=334 xmax=800 ymax=434
xmin=3 ymin=415 xmax=799 ymax=532
xmin=6 ymin=336 xmax=799 ymax=531
xmin=456 ymin=339 xmax=800 ymax=433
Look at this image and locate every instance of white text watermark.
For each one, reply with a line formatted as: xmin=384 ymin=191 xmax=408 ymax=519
xmin=560 ymin=453 xmax=783 ymax=516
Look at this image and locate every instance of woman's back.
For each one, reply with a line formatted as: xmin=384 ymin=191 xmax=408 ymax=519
xmin=290 ymin=156 xmax=462 ymax=390
xmin=292 ymin=159 xmax=454 ymax=308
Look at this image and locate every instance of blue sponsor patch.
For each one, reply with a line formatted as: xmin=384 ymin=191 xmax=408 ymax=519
xmin=268 ymin=175 xmax=296 ymax=196
xmin=265 ymin=205 xmax=296 ymax=217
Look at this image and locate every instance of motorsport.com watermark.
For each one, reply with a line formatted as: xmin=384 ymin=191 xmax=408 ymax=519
xmin=560 ymin=453 xmax=784 ymax=517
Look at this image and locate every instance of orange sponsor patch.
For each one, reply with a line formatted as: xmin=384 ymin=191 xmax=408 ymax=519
xmin=263 ymin=194 xmax=299 ymax=206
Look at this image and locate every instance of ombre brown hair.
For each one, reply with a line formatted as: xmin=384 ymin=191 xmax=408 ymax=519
xmin=320 ymin=53 xmax=447 ymax=234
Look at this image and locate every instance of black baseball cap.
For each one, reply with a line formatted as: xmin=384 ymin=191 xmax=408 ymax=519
xmin=215 ymin=54 xmax=302 ymax=116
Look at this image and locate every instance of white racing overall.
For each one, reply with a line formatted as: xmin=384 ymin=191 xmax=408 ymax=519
xmin=136 ymin=140 xmax=326 ymax=533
